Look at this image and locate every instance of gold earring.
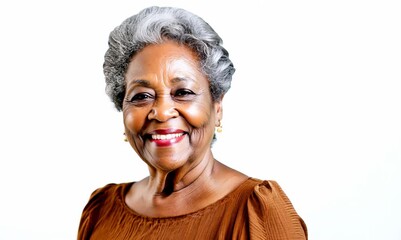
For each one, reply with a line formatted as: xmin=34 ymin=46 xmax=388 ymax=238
xmin=216 ymin=121 xmax=223 ymax=133
xmin=123 ymin=133 xmax=128 ymax=142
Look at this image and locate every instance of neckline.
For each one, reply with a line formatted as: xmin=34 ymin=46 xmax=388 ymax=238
xmin=117 ymin=177 xmax=258 ymax=221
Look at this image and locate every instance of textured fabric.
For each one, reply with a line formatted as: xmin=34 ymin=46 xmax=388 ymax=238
xmin=78 ymin=178 xmax=307 ymax=240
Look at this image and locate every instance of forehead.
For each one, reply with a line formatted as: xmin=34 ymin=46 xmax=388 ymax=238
xmin=126 ymin=41 xmax=203 ymax=77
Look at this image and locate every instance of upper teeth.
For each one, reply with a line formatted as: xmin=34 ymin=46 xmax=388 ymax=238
xmin=151 ymin=133 xmax=184 ymax=140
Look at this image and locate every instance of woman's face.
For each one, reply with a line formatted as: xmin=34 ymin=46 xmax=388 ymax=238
xmin=123 ymin=41 xmax=222 ymax=172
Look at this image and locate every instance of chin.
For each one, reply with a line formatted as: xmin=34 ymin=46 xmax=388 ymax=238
xmin=150 ymin=158 xmax=189 ymax=173
xmin=142 ymin=150 xmax=191 ymax=172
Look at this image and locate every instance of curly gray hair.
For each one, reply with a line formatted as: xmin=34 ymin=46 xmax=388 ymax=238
xmin=104 ymin=6 xmax=235 ymax=111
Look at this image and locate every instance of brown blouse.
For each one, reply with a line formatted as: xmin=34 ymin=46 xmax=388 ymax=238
xmin=78 ymin=178 xmax=307 ymax=239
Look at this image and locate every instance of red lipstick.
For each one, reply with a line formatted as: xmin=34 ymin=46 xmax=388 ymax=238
xmin=148 ymin=129 xmax=186 ymax=147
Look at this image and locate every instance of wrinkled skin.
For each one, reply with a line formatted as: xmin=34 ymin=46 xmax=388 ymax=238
xmin=122 ymin=41 xmax=247 ymax=217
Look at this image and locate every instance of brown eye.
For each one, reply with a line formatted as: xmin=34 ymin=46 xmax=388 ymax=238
xmin=175 ymin=89 xmax=195 ymax=97
xmin=130 ymin=93 xmax=153 ymax=102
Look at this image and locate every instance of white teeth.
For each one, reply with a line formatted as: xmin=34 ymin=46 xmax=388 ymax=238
xmin=151 ymin=133 xmax=184 ymax=140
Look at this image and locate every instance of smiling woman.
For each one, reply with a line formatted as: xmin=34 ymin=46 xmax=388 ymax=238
xmin=123 ymin=42 xmax=218 ymax=176
xmin=78 ymin=6 xmax=307 ymax=239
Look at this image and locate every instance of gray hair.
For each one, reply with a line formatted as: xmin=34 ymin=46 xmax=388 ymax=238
xmin=104 ymin=6 xmax=235 ymax=111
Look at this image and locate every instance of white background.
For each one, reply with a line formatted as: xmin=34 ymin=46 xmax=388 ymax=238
xmin=1 ymin=0 xmax=400 ymax=239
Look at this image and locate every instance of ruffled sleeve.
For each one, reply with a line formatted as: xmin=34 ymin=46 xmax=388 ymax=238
xmin=77 ymin=184 xmax=117 ymax=240
xmin=247 ymin=180 xmax=308 ymax=240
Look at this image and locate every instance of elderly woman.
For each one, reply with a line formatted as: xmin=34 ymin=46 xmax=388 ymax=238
xmin=78 ymin=6 xmax=307 ymax=240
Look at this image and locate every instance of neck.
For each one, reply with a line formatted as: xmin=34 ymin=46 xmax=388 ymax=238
xmin=125 ymin=150 xmax=248 ymax=217
xmin=147 ymin=150 xmax=216 ymax=197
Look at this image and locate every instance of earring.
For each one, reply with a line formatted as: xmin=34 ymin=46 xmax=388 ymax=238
xmin=216 ymin=121 xmax=223 ymax=133
xmin=123 ymin=133 xmax=128 ymax=142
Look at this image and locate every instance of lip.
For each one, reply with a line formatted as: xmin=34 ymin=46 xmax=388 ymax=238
xmin=146 ymin=128 xmax=186 ymax=147
xmin=148 ymin=129 xmax=185 ymax=135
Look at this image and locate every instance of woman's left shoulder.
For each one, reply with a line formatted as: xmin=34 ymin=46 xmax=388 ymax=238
xmin=248 ymin=179 xmax=293 ymax=201
xmin=245 ymin=178 xmax=308 ymax=239
xmin=245 ymin=179 xmax=298 ymax=213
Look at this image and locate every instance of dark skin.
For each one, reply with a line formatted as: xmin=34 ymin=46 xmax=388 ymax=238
xmin=123 ymin=41 xmax=248 ymax=217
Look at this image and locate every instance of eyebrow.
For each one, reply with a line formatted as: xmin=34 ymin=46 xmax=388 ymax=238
xmin=126 ymin=77 xmax=196 ymax=91
xmin=171 ymin=77 xmax=195 ymax=84
xmin=127 ymin=79 xmax=151 ymax=88
xmin=129 ymin=77 xmax=195 ymax=85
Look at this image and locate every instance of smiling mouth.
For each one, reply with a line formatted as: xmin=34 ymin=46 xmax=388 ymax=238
xmin=151 ymin=133 xmax=184 ymax=140
xmin=146 ymin=129 xmax=187 ymax=147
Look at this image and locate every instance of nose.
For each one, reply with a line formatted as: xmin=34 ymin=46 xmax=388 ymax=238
xmin=147 ymin=95 xmax=179 ymax=122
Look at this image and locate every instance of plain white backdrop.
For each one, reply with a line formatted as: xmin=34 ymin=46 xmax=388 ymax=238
xmin=0 ymin=0 xmax=400 ymax=239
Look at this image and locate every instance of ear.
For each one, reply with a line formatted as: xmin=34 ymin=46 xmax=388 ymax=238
xmin=214 ymin=96 xmax=224 ymax=125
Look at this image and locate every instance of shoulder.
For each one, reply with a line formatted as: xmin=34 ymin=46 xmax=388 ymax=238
xmin=245 ymin=178 xmax=308 ymax=239
xmin=248 ymin=179 xmax=293 ymax=203
xmin=82 ymin=182 xmax=131 ymax=212
xmin=89 ymin=182 xmax=131 ymax=200
xmin=77 ymin=182 xmax=133 ymax=240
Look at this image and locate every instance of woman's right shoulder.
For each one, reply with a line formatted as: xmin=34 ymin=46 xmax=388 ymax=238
xmin=88 ymin=183 xmax=120 ymax=200
xmin=84 ymin=182 xmax=133 ymax=209
xmin=78 ymin=182 xmax=133 ymax=239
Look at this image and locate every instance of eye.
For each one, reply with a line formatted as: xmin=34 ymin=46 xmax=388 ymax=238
xmin=174 ymin=89 xmax=195 ymax=97
xmin=130 ymin=92 xmax=154 ymax=102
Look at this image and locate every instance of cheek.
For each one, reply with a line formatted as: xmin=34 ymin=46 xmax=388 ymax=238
xmin=181 ymin=101 xmax=214 ymax=128
xmin=123 ymin=109 xmax=147 ymax=134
